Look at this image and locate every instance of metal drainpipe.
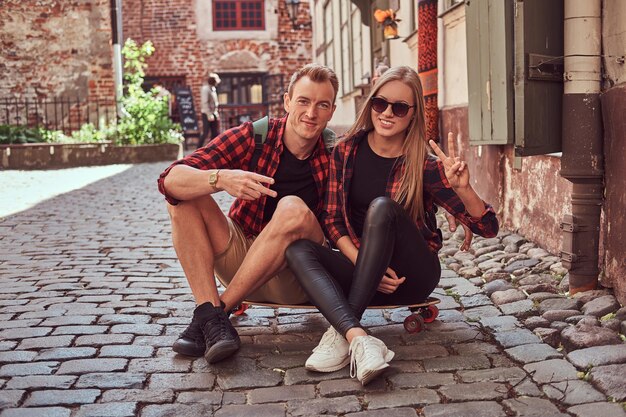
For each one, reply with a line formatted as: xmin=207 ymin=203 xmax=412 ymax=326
xmin=559 ymin=0 xmax=604 ymax=294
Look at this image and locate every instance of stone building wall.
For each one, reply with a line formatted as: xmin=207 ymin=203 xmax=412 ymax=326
xmin=0 ymin=0 xmax=114 ymax=103
xmin=121 ymin=0 xmax=313 ymax=129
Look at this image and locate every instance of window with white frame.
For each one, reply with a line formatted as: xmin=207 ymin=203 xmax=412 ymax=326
xmin=351 ymin=6 xmax=363 ymax=87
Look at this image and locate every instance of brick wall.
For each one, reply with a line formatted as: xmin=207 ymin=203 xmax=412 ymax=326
xmin=122 ymin=0 xmax=313 ymax=131
xmin=0 ymin=0 xmax=114 ymax=103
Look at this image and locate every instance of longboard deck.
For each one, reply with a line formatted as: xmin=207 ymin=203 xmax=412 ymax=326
xmin=239 ymin=297 xmax=440 ymax=310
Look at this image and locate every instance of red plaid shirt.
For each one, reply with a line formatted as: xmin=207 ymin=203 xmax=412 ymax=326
xmin=322 ymin=130 xmax=499 ymax=253
xmin=158 ymin=116 xmax=331 ymax=237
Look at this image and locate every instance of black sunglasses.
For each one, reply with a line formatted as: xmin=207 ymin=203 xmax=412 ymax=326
xmin=371 ymin=96 xmax=416 ymax=117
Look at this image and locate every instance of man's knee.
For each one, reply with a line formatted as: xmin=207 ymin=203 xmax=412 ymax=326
xmin=167 ymin=195 xmax=215 ymax=222
xmin=274 ymin=196 xmax=315 ymax=226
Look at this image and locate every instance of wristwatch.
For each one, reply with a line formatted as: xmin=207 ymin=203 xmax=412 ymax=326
xmin=208 ymin=169 xmax=220 ymax=187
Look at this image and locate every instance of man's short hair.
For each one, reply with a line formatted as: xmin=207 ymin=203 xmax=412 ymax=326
xmin=287 ymin=64 xmax=339 ymax=102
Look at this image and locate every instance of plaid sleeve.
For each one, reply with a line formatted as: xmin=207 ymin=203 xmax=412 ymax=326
xmin=424 ymin=157 xmax=499 ymax=237
xmin=321 ymin=143 xmax=349 ymax=245
xmin=157 ymin=122 xmax=254 ymax=205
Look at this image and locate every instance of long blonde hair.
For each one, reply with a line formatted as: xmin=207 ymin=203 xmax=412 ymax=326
xmin=343 ymin=66 xmax=428 ymax=221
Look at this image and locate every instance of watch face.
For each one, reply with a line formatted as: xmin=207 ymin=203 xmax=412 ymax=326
xmin=209 ymin=172 xmax=217 ymax=185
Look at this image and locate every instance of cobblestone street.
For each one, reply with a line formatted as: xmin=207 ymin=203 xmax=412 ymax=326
xmin=1 ymin=162 xmax=625 ymax=417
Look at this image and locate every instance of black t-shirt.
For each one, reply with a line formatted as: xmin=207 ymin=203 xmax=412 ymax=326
xmin=349 ymin=139 xmax=399 ymax=237
xmin=263 ymin=146 xmax=318 ymax=223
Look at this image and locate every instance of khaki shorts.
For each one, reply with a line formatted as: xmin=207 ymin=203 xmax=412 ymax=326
xmin=213 ymin=218 xmax=309 ymax=305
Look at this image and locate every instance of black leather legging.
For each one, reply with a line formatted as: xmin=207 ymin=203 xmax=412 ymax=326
xmin=285 ymin=197 xmax=441 ymax=336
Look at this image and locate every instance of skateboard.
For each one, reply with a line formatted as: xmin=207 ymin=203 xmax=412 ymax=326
xmin=232 ymin=297 xmax=440 ymax=334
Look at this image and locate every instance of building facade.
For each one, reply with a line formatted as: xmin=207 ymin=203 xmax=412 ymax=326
xmin=122 ymin=0 xmax=314 ymax=139
xmin=313 ymin=0 xmax=626 ymax=303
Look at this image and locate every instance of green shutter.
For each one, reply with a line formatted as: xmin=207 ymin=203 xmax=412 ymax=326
xmin=466 ymin=0 xmax=514 ymax=145
xmin=514 ymin=0 xmax=564 ymax=156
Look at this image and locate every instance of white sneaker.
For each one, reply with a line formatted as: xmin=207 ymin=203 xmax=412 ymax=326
xmin=305 ymin=326 xmax=350 ymax=372
xmin=349 ymin=335 xmax=395 ymax=385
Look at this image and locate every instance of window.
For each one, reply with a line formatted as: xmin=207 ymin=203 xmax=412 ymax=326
xmin=444 ymin=0 xmax=464 ymax=11
xmin=213 ymin=0 xmax=264 ymax=31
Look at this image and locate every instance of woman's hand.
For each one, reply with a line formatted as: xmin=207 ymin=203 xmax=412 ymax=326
xmin=429 ymin=132 xmax=470 ymax=190
xmin=377 ymin=267 xmax=406 ymax=294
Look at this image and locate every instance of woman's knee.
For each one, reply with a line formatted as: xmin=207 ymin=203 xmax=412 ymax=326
xmin=285 ymin=238 xmax=318 ymax=265
xmin=365 ymin=197 xmax=402 ymax=226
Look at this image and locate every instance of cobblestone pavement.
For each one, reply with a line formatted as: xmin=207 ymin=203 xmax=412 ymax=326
xmin=1 ymin=162 xmax=625 ymax=417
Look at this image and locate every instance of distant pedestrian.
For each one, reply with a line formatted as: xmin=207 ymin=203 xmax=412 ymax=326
xmin=200 ymin=73 xmax=221 ymax=148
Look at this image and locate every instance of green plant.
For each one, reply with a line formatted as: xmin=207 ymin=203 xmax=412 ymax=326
xmin=0 ymin=125 xmax=46 ymax=144
xmin=116 ymin=39 xmax=182 ymax=145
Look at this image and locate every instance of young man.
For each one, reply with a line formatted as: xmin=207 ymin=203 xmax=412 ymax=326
xmin=199 ymin=73 xmax=221 ymax=148
xmin=157 ymin=64 xmax=338 ymax=364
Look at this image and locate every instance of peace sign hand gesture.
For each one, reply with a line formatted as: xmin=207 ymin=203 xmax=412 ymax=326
xmin=429 ymin=133 xmax=470 ymax=190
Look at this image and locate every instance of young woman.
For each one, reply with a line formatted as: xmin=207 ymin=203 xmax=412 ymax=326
xmin=285 ymin=66 xmax=499 ymax=385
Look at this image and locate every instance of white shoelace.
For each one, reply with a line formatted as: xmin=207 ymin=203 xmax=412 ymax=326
xmin=313 ymin=327 xmax=337 ymax=353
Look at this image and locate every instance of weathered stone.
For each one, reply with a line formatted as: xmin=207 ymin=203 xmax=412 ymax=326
xmin=542 ymin=380 xmax=606 ymax=405
xmin=499 ymin=300 xmax=536 ymax=318
xmin=533 ymin=327 xmax=561 ymax=348
xmin=505 ymin=343 xmax=562 ymax=363
xmin=0 ymin=362 xmax=58 ymax=377
xmin=75 ymin=402 xmax=137 ymax=417
xmin=505 ymin=258 xmax=540 ymax=272
xmin=458 ymin=367 xmax=526 ymax=384
xmin=569 ymin=345 xmax=626 ymax=372
xmin=5 ymin=375 xmax=76 ymax=390
xmin=542 ymin=309 xmax=581 ymax=322
xmin=348 ymin=408 xmax=419 ymax=417
xmin=248 ymin=385 xmax=315 ymax=404
xmin=423 ymin=401 xmax=506 ymax=417
xmin=149 ymin=373 xmax=215 ymax=390
xmin=463 ymin=305 xmax=502 ymax=320
xmin=550 ymin=321 xmax=570 ymax=331
xmin=502 ymin=398 xmax=568 ymax=417
xmin=538 ymin=298 xmax=582 ymax=315
xmin=364 ymin=388 xmax=439 ymax=409
xmin=101 ymin=389 xmax=175 ymax=404
xmin=458 ymin=266 xmax=481 ymax=278
xmin=480 ymin=315 xmax=520 ymax=332
xmin=601 ymin=318 xmax=621 ymax=331
xmin=561 ymin=324 xmax=622 ymax=351
xmin=56 ymin=358 xmax=127 ymax=375
xmin=75 ymin=373 xmax=146 ymax=389
xmin=577 ymin=316 xmax=600 ymax=327
xmin=0 ymin=390 xmax=25 ymax=408
xmin=483 ymin=280 xmax=514 ymax=296
xmin=524 ymin=359 xmax=578 ymax=383
xmin=615 ymin=307 xmax=626 ymax=321
xmin=493 ymin=329 xmax=542 ymax=348
xmin=490 ymin=289 xmax=526 ymax=305
xmin=572 ymin=289 xmax=612 ymax=304
xmin=517 ymin=274 xmax=557 ymax=286
xmin=24 ymin=389 xmax=100 ymax=406
xmin=388 ymin=372 xmax=455 ymax=389
xmin=460 ymin=294 xmax=492 ymax=308
xmin=288 ymin=395 xmax=361 ymax=415
xmin=142 ymin=404 xmax=214 ymax=417
xmin=440 ymin=382 xmax=507 ymax=401
xmin=482 ymin=272 xmax=511 ymax=283
xmin=529 ymin=292 xmax=564 ymax=303
xmin=0 ymin=407 xmax=71 ymax=417
xmin=589 ymin=364 xmax=626 ymax=401
xmin=519 ymin=283 xmax=559 ymax=294
xmin=35 ymin=347 xmax=97 ymax=361
xmin=502 ymin=234 xmax=526 ymax=247
xmin=422 ymin=355 xmax=490 ymax=372
xmin=581 ymin=295 xmax=621 ymax=317
xmin=568 ymin=402 xmax=626 ymax=417
xmin=524 ymin=316 xmax=550 ymax=330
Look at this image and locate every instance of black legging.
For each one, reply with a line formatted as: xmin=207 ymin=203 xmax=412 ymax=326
xmin=285 ymin=197 xmax=441 ymax=336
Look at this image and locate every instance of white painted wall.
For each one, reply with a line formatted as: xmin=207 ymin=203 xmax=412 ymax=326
xmin=438 ymin=4 xmax=469 ymax=108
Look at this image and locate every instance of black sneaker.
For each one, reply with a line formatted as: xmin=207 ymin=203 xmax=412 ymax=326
xmin=172 ymin=316 xmax=205 ymax=357
xmin=202 ymin=305 xmax=241 ymax=363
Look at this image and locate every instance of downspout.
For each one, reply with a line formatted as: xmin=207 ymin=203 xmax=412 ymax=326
xmin=559 ymin=0 xmax=604 ymax=294
xmin=110 ymin=0 xmax=124 ymax=118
